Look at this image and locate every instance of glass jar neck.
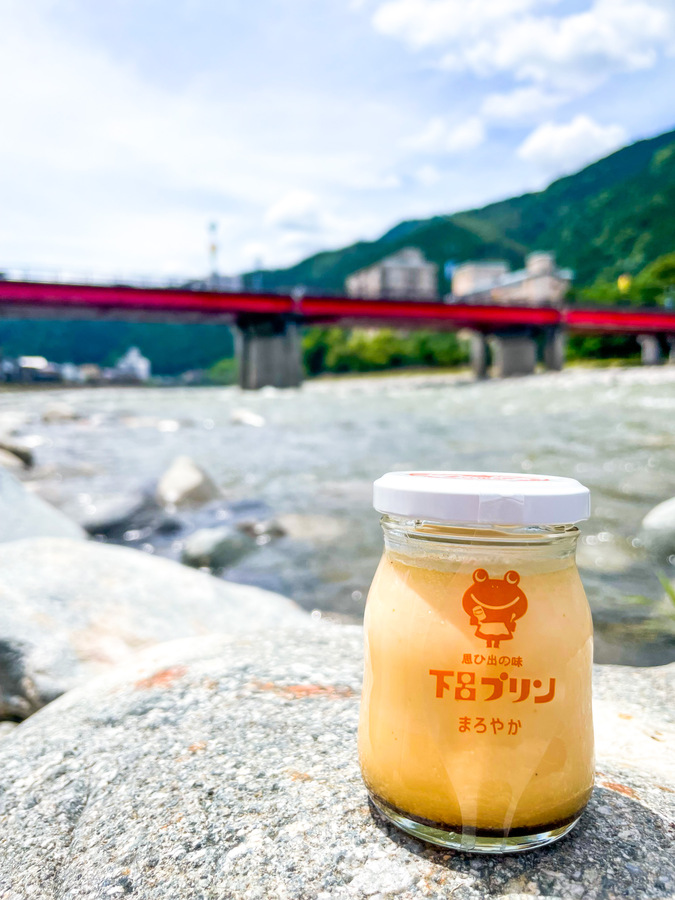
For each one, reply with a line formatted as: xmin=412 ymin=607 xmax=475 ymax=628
xmin=381 ymin=514 xmax=580 ymax=564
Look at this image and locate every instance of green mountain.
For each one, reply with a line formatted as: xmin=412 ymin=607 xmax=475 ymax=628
xmin=249 ymin=128 xmax=675 ymax=295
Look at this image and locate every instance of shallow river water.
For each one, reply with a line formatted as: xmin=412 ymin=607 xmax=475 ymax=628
xmin=4 ymin=365 xmax=675 ymax=666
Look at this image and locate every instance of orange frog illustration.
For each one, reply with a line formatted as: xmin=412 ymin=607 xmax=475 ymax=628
xmin=462 ymin=569 xmax=528 ymax=648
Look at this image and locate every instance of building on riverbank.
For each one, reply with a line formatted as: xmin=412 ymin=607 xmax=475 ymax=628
xmin=451 ymin=252 xmax=573 ymax=307
xmin=346 ymin=248 xmax=438 ymax=300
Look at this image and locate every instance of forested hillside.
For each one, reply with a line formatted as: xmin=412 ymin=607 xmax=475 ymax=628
xmin=251 ymin=128 xmax=675 ymax=295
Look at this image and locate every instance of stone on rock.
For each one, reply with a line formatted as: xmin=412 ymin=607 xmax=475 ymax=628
xmin=639 ymin=497 xmax=675 ymax=561
xmin=0 ymin=627 xmax=671 ymax=899
xmin=78 ymin=491 xmax=178 ymax=539
xmin=0 ymin=439 xmax=33 ymax=468
xmin=181 ymin=525 xmax=256 ymax=570
xmin=156 ymin=455 xmax=220 ymax=507
xmin=0 ymin=537 xmax=305 ymax=720
xmin=0 ymin=448 xmax=25 ymax=471
xmin=0 ymin=468 xmax=84 ymax=544
xmin=41 ymin=402 xmax=80 ymax=423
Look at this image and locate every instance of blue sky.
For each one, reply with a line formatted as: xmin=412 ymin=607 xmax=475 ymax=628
xmin=0 ymin=0 xmax=673 ymax=278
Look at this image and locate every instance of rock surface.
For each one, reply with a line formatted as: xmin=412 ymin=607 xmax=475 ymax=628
xmin=639 ymin=497 xmax=675 ymax=561
xmin=156 ymin=456 xmax=221 ymax=507
xmin=0 ymin=626 xmax=672 ymax=900
xmin=181 ymin=525 xmax=256 ymax=571
xmin=0 ymin=468 xmax=84 ymax=545
xmin=0 ymin=538 xmax=305 ymax=720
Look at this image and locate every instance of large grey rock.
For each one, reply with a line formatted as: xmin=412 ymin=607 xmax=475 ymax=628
xmin=156 ymin=456 xmax=221 ymax=507
xmin=0 ymin=469 xmax=84 ymax=544
xmin=639 ymin=497 xmax=675 ymax=561
xmin=0 ymin=538 xmax=305 ymax=720
xmin=181 ymin=525 xmax=256 ymax=570
xmin=0 ymin=627 xmax=671 ymax=899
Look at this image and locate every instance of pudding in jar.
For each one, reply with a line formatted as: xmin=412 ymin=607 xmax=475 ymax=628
xmin=358 ymin=471 xmax=594 ymax=853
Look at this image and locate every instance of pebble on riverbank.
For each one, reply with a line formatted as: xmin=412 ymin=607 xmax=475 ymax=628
xmin=181 ymin=525 xmax=256 ymax=570
xmin=156 ymin=455 xmax=221 ymax=508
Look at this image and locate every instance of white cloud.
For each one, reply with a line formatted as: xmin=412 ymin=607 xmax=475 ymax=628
xmin=264 ymin=191 xmax=324 ymax=232
xmin=0 ymin=2 xmax=410 ymax=275
xmin=480 ymin=87 xmax=569 ymax=122
xmin=406 ymin=116 xmax=485 ymax=154
xmin=516 ymin=114 xmax=627 ymax=174
xmin=373 ymin=0 xmax=546 ymax=50
xmin=415 ymin=164 xmax=442 ymax=186
xmin=373 ymin=0 xmax=675 ymax=94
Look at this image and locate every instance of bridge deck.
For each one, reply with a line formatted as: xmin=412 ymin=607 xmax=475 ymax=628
xmin=1 ymin=280 xmax=674 ymax=335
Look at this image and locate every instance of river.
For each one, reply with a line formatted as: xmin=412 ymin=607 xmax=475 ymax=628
xmin=4 ymin=364 xmax=675 ymax=667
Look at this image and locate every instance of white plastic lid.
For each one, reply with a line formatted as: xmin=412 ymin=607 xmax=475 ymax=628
xmin=373 ymin=471 xmax=590 ymax=526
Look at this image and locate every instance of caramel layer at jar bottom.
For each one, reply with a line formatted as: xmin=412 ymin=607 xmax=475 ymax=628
xmin=368 ymin=789 xmax=591 ymax=838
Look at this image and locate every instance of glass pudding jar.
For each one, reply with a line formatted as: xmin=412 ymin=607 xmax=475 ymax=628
xmin=359 ymin=471 xmax=594 ymax=854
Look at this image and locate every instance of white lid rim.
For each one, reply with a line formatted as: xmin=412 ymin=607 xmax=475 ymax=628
xmin=373 ymin=470 xmax=591 ymax=526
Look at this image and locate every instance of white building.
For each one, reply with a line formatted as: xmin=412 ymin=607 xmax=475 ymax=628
xmin=451 ymin=252 xmax=573 ymax=307
xmin=114 ymin=347 xmax=151 ymax=382
xmin=346 ymin=248 xmax=438 ymax=301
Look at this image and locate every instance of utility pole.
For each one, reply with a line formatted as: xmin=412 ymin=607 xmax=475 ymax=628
xmin=208 ymin=221 xmax=219 ymax=282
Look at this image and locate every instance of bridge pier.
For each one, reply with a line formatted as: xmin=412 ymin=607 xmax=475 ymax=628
xmin=237 ymin=317 xmax=303 ymax=390
xmin=637 ymin=334 xmax=663 ymax=366
xmin=543 ymin=327 xmax=565 ymax=371
xmin=489 ymin=334 xmax=538 ymax=378
xmin=469 ymin=333 xmax=489 ymax=379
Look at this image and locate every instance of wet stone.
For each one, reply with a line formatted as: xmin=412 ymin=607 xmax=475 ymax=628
xmin=0 ymin=627 xmax=672 ymax=899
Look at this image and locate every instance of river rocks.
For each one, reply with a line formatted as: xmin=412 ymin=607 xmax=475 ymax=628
xmin=639 ymin=497 xmax=675 ymax=561
xmin=0 ymin=538 xmax=305 ymax=720
xmin=276 ymin=513 xmax=349 ymax=544
xmin=78 ymin=491 xmax=178 ymax=539
xmin=41 ymin=401 xmax=80 ymax=423
xmin=0 ymin=438 xmax=33 ymax=468
xmin=231 ymin=407 xmax=265 ymax=427
xmin=0 ymin=627 xmax=672 ymax=900
xmin=181 ymin=525 xmax=256 ymax=570
xmin=237 ymin=518 xmax=288 ymax=540
xmin=0 ymin=448 xmax=25 ymax=470
xmin=576 ymin=533 xmax=641 ymax=574
xmin=0 ymin=469 xmax=84 ymax=544
xmin=156 ymin=456 xmax=220 ymax=507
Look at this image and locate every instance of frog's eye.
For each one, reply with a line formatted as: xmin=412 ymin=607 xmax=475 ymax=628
xmin=505 ymin=570 xmax=520 ymax=585
xmin=473 ymin=568 xmax=488 ymax=583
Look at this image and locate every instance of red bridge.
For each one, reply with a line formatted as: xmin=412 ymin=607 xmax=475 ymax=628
xmin=1 ymin=279 xmax=674 ymax=388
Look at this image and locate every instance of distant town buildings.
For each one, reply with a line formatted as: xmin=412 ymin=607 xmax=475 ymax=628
xmin=451 ymin=252 xmax=573 ymax=307
xmin=346 ymin=248 xmax=438 ymax=301
xmin=114 ymin=346 xmax=151 ymax=382
xmin=0 ymin=346 xmax=152 ymax=385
